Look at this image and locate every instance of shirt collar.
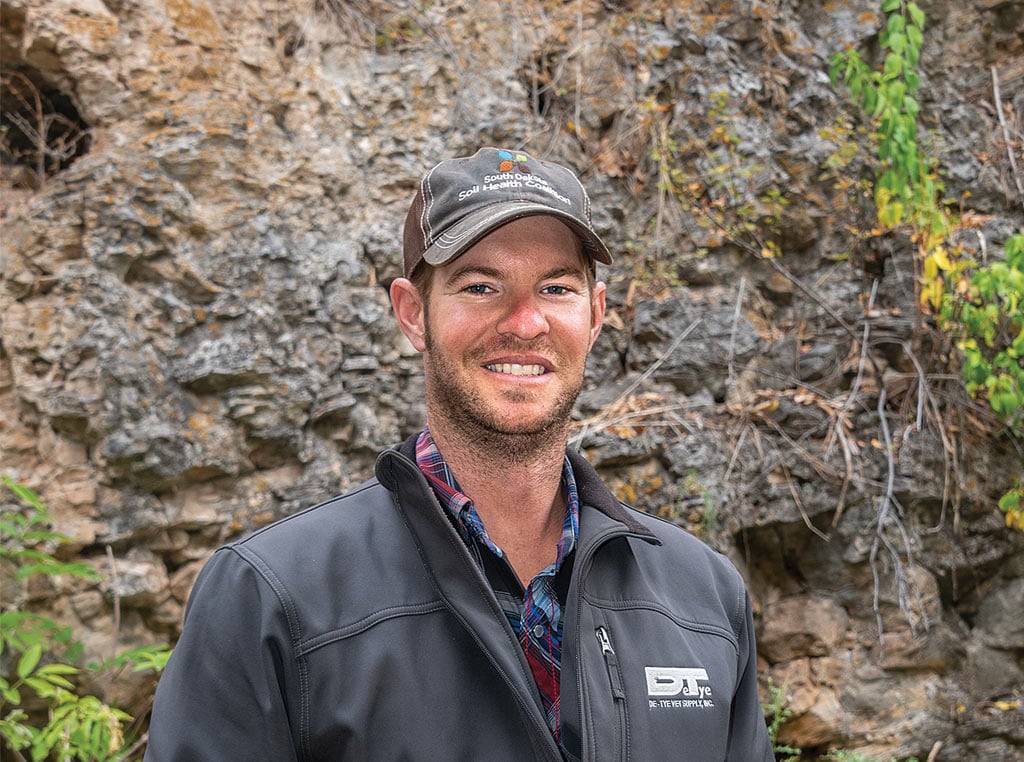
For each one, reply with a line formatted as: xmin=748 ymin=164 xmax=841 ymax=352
xmin=414 ymin=427 xmax=580 ymax=567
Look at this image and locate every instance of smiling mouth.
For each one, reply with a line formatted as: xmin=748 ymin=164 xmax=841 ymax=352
xmin=484 ymin=363 xmax=547 ymax=376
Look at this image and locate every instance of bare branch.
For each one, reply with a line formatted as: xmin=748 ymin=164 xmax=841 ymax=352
xmin=992 ymin=66 xmax=1024 ymax=212
xmin=105 ymin=544 xmax=121 ymax=706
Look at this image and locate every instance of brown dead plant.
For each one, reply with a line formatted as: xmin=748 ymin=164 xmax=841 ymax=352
xmin=0 ymin=69 xmax=89 ymax=190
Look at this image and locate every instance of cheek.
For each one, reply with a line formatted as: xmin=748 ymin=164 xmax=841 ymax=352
xmin=423 ymin=310 xmax=472 ymax=356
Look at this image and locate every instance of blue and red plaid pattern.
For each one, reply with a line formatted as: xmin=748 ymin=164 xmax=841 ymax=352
xmin=415 ymin=428 xmax=579 ymax=743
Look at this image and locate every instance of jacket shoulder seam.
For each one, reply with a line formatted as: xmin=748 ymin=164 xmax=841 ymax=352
xmin=227 ymin=544 xmax=313 ymax=757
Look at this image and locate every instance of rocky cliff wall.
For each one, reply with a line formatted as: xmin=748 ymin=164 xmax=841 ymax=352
xmin=2 ymin=0 xmax=1022 ymax=758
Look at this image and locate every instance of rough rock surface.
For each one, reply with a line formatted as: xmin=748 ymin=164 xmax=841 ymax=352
xmin=2 ymin=0 xmax=1022 ymax=758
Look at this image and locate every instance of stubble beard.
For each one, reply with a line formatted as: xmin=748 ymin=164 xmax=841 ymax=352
xmin=423 ymin=331 xmax=584 ymax=463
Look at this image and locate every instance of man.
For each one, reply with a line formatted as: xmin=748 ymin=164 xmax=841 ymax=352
xmin=146 ymin=147 xmax=774 ymax=760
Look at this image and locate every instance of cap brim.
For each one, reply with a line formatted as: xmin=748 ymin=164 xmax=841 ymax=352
xmin=421 ymin=201 xmax=612 ymax=268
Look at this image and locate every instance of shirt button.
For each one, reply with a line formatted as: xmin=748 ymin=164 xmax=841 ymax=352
xmin=532 ymin=624 xmax=545 ymax=639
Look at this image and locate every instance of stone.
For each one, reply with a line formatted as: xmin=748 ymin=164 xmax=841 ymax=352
xmin=106 ymin=548 xmax=169 ymax=608
xmin=975 ymin=579 xmax=1024 ymax=650
xmin=966 ymin=640 xmax=1024 ymax=701
xmin=169 ymin=560 xmax=206 ymax=604
xmin=760 ymin=596 xmax=849 ymax=663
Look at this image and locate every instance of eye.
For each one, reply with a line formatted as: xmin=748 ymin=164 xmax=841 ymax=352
xmin=541 ymin=284 xmax=577 ymax=296
xmin=463 ymin=283 xmax=493 ymax=295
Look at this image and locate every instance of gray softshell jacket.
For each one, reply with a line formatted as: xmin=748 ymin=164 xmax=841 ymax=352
xmin=146 ymin=437 xmax=774 ymax=761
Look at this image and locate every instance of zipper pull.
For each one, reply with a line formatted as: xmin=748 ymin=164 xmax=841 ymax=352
xmin=595 ymin=625 xmax=626 ymax=701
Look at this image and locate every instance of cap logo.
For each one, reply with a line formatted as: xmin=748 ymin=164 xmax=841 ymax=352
xmin=455 ymin=150 xmax=572 ymax=209
xmin=497 ymin=149 xmax=531 ymax=174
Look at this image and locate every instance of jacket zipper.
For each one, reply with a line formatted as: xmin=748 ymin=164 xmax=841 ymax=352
xmin=570 ymin=523 xmax=643 ymax=762
xmin=393 ymin=455 xmax=564 ymax=761
xmin=595 ymin=625 xmax=628 ymax=762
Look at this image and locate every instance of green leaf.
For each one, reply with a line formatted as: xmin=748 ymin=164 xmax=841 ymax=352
xmin=907 ymin=25 xmax=923 ymax=52
xmin=109 ymin=643 xmax=174 ymax=673
xmin=907 ymin=43 xmax=920 ymax=68
xmin=36 ymin=663 xmax=79 ymax=676
xmin=17 ymin=644 xmax=42 ymax=680
xmin=908 ymin=2 xmax=926 ymax=28
xmin=887 ymin=13 xmax=906 ymax=36
xmin=862 ymin=87 xmax=878 ymax=114
xmin=884 ymin=52 xmax=903 ymax=78
xmin=851 ymin=72 xmax=863 ymax=99
xmin=0 ymin=517 xmax=28 ymax=537
xmin=1 ymin=477 xmax=47 ymax=512
xmin=1006 ymin=235 xmax=1024 ymax=268
xmin=882 ymin=0 xmax=901 ymax=12
xmin=999 ymin=491 xmax=1020 ymax=512
xmin=24 ymin=677 xmax=59 ymax=699
xmin=990 ymin=391 xmax=1015 ymax=419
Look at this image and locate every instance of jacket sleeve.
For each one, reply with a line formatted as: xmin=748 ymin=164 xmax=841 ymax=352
xmin=726 ymin=590 xmax=776 ymax=761
xmin=145 ymin=547 xmax=301 ymax=762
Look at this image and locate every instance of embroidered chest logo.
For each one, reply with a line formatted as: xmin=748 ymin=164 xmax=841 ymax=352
xmin=645 ymin=667 xmax=715 ymax=709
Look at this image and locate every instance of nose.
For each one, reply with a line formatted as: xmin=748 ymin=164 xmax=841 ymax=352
xmin=495 ymin=292 xmax=549 ymax=340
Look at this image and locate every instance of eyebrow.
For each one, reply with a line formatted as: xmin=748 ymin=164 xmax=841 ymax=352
xmin=445 ymin=263 xmax=588 ymax=283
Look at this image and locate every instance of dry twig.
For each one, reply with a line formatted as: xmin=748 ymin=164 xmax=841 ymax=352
xmin=104 ymin=545 xmax=121 ymax=706
xmin=726 ymin=276 xmax=747 ymax=389
xmin=992 ymin=66 xmax=1024 ymax=211
xmin=780 ymin=463 xmax=831 ymax=542
xmin=572 ymin=318 xmax=701 ymax=443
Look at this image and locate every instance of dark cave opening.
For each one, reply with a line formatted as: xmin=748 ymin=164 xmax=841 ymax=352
xmin=1 ymin=67 xmax=91 ymax=189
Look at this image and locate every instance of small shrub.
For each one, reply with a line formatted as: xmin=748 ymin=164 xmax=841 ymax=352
xmin=761 ymin=677 xmax=801 ymax=761
xmin=1 ymin=476 xmax=171 ymax=761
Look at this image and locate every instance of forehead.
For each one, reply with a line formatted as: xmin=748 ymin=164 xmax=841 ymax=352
xmin=442 ymin=216 xmax=587 ymax=276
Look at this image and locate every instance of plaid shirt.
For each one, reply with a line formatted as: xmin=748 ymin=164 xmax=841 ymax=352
xmin=415 ymin=428 xmax=579 ymax=744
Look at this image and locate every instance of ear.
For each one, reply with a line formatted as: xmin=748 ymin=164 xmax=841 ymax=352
xmin=588 ymin=280 xmax=607 ymax=350
xmin=390 ymin=277 xmax=427 ymax=352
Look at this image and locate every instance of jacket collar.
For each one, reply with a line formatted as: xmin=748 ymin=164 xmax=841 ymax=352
xmin=378 ymin=433 xmax=657 ymax=542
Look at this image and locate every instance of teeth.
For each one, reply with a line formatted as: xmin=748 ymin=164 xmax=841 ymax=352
xmin=486 ymin=363 xmax=545 ymax=376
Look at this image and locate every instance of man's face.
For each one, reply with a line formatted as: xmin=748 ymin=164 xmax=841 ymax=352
xmin=419 ymin=216 xmax=606 ymax=452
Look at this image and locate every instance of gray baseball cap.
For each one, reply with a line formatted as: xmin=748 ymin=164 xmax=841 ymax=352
xmin=402 ymin=147 xmax=612 ymax=278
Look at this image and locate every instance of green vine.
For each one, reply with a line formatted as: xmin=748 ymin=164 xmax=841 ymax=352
xmin=830 ymin=0 xmax=1024 ymax=528
xmin=943 ymin=235 xmax=1024 ymax=432
xmin=830 ymin=0 xmax=952 ymax=311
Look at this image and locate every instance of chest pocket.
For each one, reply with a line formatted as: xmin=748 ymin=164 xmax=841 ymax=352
xmin=578 ymin=606 xmax=739 ymax=762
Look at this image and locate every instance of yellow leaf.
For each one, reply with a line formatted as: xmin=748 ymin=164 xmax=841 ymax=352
xmin=1008 ymin=509 xmax=1024 ymax=532
xmin=994 ymin=700 xmax=1021 ymax=711
xmin=931 ymin=246 xmax=952 ymax=271
xmin=923 ymin=255 xmax=938 ymax=280
xmin=921 ymin=279 xmax=943 ymax=311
